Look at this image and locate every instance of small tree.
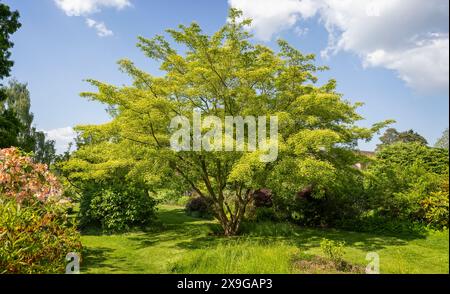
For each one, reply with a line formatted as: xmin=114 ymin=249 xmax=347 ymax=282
xmin=71 ymin=9 xmax=390 ymax=235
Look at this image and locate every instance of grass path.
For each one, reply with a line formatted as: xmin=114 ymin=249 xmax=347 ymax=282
xmin=81 ymin=205 xmax=449 ymax=274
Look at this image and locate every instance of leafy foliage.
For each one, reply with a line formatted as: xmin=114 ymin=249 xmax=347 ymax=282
xmin=59 ymin=139 xmax=159 ymax=232
xmin=0 ymin=148 xmax=80 ymax=273
xmin=69 ymin=8 xmax=390 ymax=235
xmin=251 ymin=189 xmax=273 ymax=208
xmin=0 ymin=107 xmax=22 ymax=148
xmin=185 ymin=196 xmax=214 ymax=219
xmin=0 ymin=147 xmax=62 ymax=204
xmin=320 ymin=239 xmax=345 ymax=267
xmin=417 ymin=178 xmax=449 ymax=229
xmin=364 ymin=142 xmax=449 ymax=229
xmin=79 ymin=183 xmax=158 ymax=232
xmin=375 ymin=142 xmax=448 ymax=174
xmin=0 ymin=195 xmax=82 ymax=274
xmin=0 ymin=80 xmax=56 ymax=164
xmin=377 ymin=128 xmax=428 ymax=150
xmin=0 ymin=3 xmax=21 ymax=95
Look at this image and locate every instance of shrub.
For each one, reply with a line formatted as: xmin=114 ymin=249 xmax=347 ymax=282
xmin=185 ymin=196 xmax=213 ymax=218
xmin=0 ymin=196 xmax=82 ymax=273
xmin=274 ymin=169 xmax=367 ymax=228
xmin=251 ymin=189 xmax=273 ymax=208
xmin=0 ymin=147 xmax=62 ymax=203
xmin=365 ymin=143 xmax=449 ymax=229
xmin=79 ymin=183 xmax=158 ymax=232
xmin=418 ymin=179 xmax=449 ymax=229
xmin=376 ymin=142 xmax=449 ymax=175
xmin=0 ymin=148 xmax=80 ymax=273
xmin=320 ymin=239 xmax=345 ymax=268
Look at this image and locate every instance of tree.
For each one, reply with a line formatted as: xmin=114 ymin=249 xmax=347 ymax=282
xmin=1 ymin=79 xmax=35 ymax=150
xmin=0 ymin=80 xmax=56 ymax=164
xmin=0 ymin=107 xmax=22 ymax=148
xmin=435 ymin=128 xmax=449 ymax=150
xmin=65 ymin=9 xmax=390 ymax=235
xmin=33 ymin=130 xmax=56 ymax=166
xmin=0 ymin=3 xmax=21 ymax=149
xmin=0 ymin=3 xmax=21 ymax=100
xmin=377 ymin=128 xmax=427 ymax=150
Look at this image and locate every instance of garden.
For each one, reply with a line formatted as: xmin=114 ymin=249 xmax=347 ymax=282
xmin=0 ymin=5 xmax=449 ymax=275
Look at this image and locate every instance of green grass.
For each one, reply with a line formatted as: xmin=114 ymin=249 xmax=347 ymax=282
xmin=80 ymin=205 xmax=449 ymax=274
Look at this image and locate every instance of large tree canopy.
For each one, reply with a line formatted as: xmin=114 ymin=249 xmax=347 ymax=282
xmin=64 ymin=9 xmax=391 ymax=235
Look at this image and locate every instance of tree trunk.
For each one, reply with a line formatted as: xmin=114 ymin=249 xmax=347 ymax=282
xmin=214 ymin=190 xmax=250 ymax=236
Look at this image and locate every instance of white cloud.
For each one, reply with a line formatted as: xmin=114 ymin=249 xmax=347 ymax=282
xmin=228 ymin=0 xmax=449 ymax=93
xmin=86 ymin=18 xmax=113 ymax=37
xmin=54 ymin=0 xmax=131 ymax=16
xmin=294 ymin=26 xmax=309 ymax=37
xmin=44 ymin=127 xmax=77 ymax=154
xmin=228 ymin=0 xmax=319 ymax=41
xmin=54 ymin=0 xmax=131 ymax=37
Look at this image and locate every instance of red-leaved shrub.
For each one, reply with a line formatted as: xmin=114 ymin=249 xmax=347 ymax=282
xmin=0 ymin=147 xmax=62 ymax=203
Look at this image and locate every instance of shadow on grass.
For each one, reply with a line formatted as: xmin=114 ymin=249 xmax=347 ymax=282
xmin=238 ymin=221 xmax=428 ymax=252
xmin=170 ymin=219 xmax=427 ymax=253
xmin=81 ymin=246 xmax=154 ymax=273
xmin=80 ymin=206 xmax=430 ymax=272
xmin=81 ymin=247 xmax=119 ymax=273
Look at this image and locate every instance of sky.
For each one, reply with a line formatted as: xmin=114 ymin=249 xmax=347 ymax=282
xmin=2 ymin=0 xmax=449 ymax=152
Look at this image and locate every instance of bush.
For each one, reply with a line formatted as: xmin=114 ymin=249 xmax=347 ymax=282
xmin=365 ymin=143 xmax=449 ymax=229
xmin=274 ymin=170 xmax=367 ymax=228
xmin=0 ymin=148 xmax=81 ymax=273
xmin=0 ymin=147 xmax=62 ymax=203
xmin=376 ymin=142 xmax=449 ymax=174
xmin=320 ymin=239 xmax=345 ymax=268
xmin=251 ymin=189 xmax=273 ymax=208
xmin=418 ymin=179 xmax=449 ymax=229
xmin=185 ymin=196 xmax=213 ymax=218
xmin=0 ymin=196 xmax=82 ymax=273
xmin=79 ymin=183 xmax=158 ymax=232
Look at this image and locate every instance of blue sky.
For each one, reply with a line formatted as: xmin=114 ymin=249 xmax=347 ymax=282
xmin=3 ymin=0 xmax=449 ymax=152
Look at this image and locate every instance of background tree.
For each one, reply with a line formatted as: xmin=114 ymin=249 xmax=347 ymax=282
xmin=0 ymin=80 xmax=56 ymax=164
xmin=435 ymin=128 xmax=449 ymax=150
xmin=0 ymin=2 xmax=20 ymax=100
xmin=0 ymin=106 xmax=22 ymax=147
xmin=64 ymin=9 xmax=391 ymax=235
xmin=365 ymin=142 xmax=448 ymax=228
xmin=0 ymin=3 xmax=21 ymax=148
xmin=377 ymin=128 xmax=427 ymax=150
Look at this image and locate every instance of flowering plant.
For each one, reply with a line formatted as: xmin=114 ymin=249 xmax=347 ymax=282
xmin=0 ymin=147 xmax=62 ymax=203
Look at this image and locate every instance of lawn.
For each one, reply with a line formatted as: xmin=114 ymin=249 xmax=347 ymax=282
xmin=80 ymin=205 xmax=449 ymax=274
